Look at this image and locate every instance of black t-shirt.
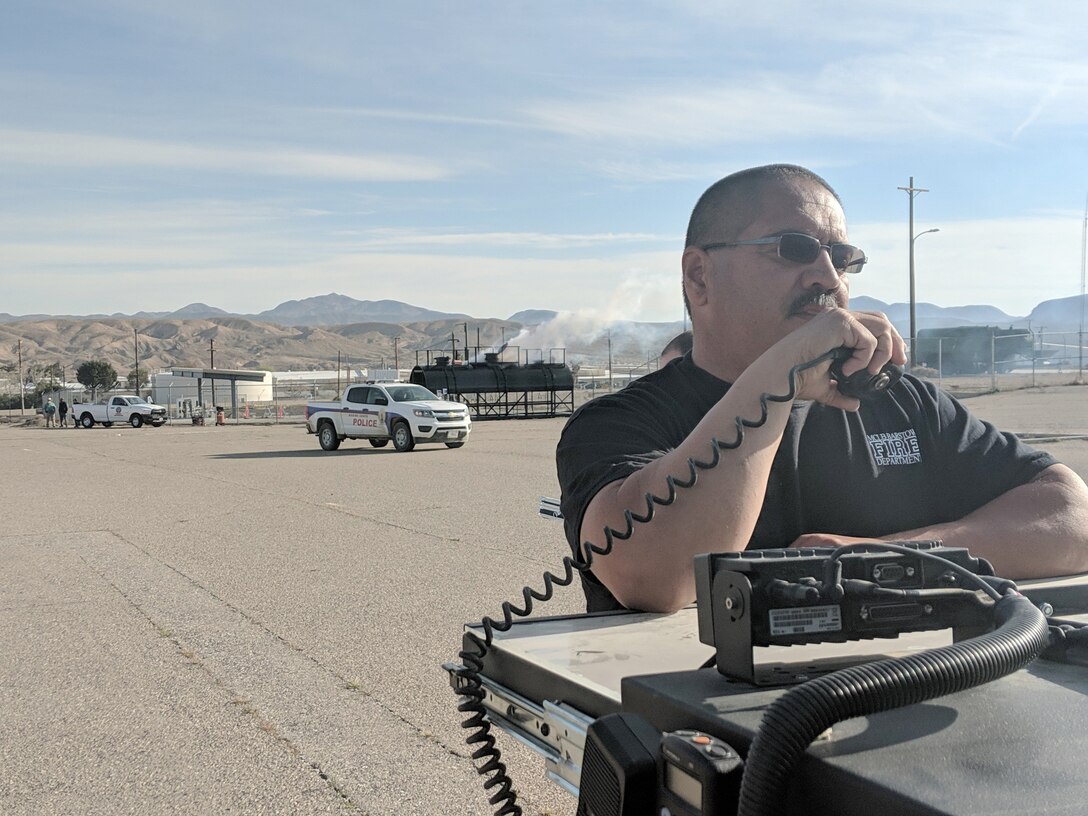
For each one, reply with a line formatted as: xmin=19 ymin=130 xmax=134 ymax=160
xmin=556 ymin=353 xmax=1056 ymax=612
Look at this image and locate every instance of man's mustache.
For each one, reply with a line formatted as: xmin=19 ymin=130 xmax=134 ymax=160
xmin=788 ymin=289 xmax=845 ymax=317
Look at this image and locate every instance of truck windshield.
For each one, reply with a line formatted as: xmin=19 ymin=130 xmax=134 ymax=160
xmin=389 ymin=385 xmax=439 ymax=402
xmin=128 ymin=397 xmax=148 ymax=405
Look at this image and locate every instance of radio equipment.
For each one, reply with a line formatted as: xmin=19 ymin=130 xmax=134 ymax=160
xmin=694 ymin=542 xmax=997 ymax=684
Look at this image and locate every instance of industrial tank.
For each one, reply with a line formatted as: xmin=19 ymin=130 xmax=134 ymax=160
xmin=409 ymin=354 xmax=574 ymax=418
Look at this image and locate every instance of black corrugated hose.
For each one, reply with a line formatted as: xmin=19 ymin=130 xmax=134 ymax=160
xmin=736 ymin=592 xmax=1051 ymax=816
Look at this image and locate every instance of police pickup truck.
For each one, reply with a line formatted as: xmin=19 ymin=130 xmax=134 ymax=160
xmin=305 ymin=382 xmax=471 ymax=452
xmin=73 ymin=395 xmax=169 ymax=428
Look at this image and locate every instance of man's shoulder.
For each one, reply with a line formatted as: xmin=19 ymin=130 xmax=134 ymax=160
xmin=568 ymin=359 xmax=711 ymax=418
xmin=560 ymin=358 xmax=723 ymax=453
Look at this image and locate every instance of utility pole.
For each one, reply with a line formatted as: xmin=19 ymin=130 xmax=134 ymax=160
xmin=394 ymin=336 xmax=400 ymax=373
xmin=209 ymin=338 xmax=216 ymax=409
xmin=134 ymin=326 xmax=140 ymax=393
xmin=463 ymin=322 xmax=470 ymax=361
xmin=898 ymin=177 xmax=930 ymax=368
xmin=607 ymin=330 xmax=613 ymax=394
xmin=18 ymin=339 xmax=24 ymax=416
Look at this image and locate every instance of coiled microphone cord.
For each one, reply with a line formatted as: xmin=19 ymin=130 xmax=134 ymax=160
xmin=451 ymin=350 xmax=838 ymax=815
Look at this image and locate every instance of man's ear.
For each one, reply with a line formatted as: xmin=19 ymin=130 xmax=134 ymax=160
xmin=682 ymin=247 xmax=711 ymax=309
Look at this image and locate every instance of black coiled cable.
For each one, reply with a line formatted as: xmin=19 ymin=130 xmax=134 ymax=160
xmin=451 ymin=351 xmax=837 ymax=815
xmin=736 ymin=593 xmax=1051 ymax=816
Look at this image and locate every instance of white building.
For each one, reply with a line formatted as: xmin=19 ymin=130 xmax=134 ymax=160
xmin=150 ymin=368 xmax=373 ymax=416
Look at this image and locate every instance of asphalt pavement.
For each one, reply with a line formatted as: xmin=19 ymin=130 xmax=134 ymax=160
xmin=2 ymin=384 xmax=1086 ymax=815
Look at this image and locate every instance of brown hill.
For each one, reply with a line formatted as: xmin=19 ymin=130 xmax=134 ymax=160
xmin=0 ymin=316 xmax=523 ymax=376
xmin=0 ymin=315 xmax=681 ymax=383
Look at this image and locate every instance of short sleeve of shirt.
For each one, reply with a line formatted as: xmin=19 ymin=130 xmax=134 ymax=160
xmin=556 ymin=357 xmax=727 ymax=610
xmin=914 ymin=378 xmax=1055 ymax=511
xmin=557 ymin=388 xmax=672 ymax=554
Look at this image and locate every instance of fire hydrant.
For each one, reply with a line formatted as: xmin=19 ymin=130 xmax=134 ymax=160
xmin=215 ymin=406 xmax=226 ymax=426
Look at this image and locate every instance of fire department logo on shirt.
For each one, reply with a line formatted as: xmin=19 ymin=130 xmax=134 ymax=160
xmin=866 ymin=429 xmax=921 ymax=466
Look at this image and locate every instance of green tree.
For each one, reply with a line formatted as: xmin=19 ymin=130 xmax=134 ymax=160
xmin=127 ymin=367 xmax=150 ymax=390
xmin=33 ymin=362 xmax=62 ymax=393
xmin=76 ymin=360 xmax=118 ymax=396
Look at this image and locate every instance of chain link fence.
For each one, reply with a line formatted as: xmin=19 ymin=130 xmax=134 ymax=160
xmin=912 ymin=329 xmax=1086 ymax=396
xmin=4 ymin=332 xmax=1085 ymax=421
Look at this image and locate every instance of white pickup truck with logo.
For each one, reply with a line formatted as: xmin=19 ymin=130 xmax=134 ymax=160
xmin=73 ymin=395 xmax=169 ymax=428
xmin=305 ymin=382 xmax=471 ymax=452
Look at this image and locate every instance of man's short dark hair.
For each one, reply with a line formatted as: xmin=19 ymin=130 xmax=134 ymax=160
xmin=681 ymin=164 xmax=842 ymax=316
xmin=685 ymin=164 xmax=841 ymax=249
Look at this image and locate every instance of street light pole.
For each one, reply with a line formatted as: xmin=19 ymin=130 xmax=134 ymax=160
xmin=898 ymin=177 xmax=931 ymax=368
xmin=910 ymin=227 xmax=940 ymax=366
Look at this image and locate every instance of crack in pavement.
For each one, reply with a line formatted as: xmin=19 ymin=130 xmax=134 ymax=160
xmin=58 ymin=529 xmax=490 ymax=814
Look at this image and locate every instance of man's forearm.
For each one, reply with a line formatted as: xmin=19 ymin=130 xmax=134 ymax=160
xmin=579 ymin=355 xmax=807 ymax=611
xmin=582 ymin=403 xmax=786 ymax=611
xmin=891 ymin=464 xmax=1088 ymax=580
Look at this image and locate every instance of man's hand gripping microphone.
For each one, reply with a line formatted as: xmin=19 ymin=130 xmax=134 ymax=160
xmin=828 ymin=347 xmax=904 ymax=400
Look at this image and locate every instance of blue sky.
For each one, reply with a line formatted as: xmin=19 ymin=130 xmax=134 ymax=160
xmin=2 ymin=1 xmax=1086 ymax=322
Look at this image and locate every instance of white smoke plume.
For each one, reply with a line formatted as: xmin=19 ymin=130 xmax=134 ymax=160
xmin=495 ymin=268 xmax=684 ymax=365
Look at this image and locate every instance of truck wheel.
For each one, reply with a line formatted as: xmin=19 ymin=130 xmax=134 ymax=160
xmin=369 ymin=439 xmax=389 ymax=448
xmin=318 ymin=422 xmax=341 ymax=451
xmin=130 ymin=415 xmax=143 ymax=428
xmin=392 ymin=421 xmax=415 ymax=452
xmin=80 ymin=414 xmax=94 ymax=428
xmin=445 ymin=441 xmax=465 ymax=449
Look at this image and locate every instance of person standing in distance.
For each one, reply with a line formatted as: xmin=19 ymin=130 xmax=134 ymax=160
xmin=557 ymin=164 xmax=1088 ymax=613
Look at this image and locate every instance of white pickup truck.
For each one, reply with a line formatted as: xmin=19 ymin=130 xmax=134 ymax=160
xmin=73 ymin=395 xmax=169 ymax=428
xmin=305 ymin=382 xmax=471 ymax=452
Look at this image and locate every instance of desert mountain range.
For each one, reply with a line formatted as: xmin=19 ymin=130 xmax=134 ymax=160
xmin=1 ymin=292 xmax=1085 ymax=376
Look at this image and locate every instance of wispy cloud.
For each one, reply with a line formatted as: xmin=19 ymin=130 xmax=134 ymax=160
xmin=0 ymin=129 xmax=456 ymax=181
xmin=342 ymin=229 xmax=668 ymax=250
xmin=522 ymin=17 xmax=1088 ymax=150
xmin=1012 ymin=78 xmax=1068 ymax=141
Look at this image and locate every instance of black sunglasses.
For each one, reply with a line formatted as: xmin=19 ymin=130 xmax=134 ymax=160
xmin=700 ymin=232 xmax=867 ymax=273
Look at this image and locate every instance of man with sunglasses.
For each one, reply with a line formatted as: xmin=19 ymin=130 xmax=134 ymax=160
xmin=557 ymin=163 xmax=1088 ymax=613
